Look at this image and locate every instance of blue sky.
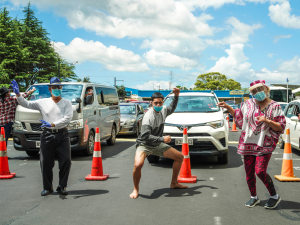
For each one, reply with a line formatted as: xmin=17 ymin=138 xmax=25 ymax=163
xmin=1 ymin=0 xmax=300 ymax=89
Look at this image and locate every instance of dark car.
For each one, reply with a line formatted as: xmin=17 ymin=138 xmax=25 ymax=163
xmin=118 ymin=103 xmax=145 ymax=136
xmin=134 ymin=101 xmax=151 ymax=112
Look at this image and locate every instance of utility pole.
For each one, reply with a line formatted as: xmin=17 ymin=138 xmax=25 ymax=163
xmin=169 ymin=71 xmax=173 ymax=90
xmin=114 ymin=77 xmax=125 ymax=87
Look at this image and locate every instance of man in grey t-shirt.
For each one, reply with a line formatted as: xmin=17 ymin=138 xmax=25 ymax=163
xmin=130 ymin=88 xmax=188 ymax=199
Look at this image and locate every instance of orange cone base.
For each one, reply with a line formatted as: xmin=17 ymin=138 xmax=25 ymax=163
xmin=85 ymin=174 xmax=109 ymax=181
xmin=0 ymin=173 xmax=16 ymax=180
xmin=230 ymin=130 xmax=238 ymax=132
xmin=177 ymin=175 xmax=197 ymax=183
xmin=274 ymin=175 xmax=300 ymax=182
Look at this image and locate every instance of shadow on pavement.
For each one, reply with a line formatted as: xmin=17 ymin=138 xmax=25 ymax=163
xmin=53 ymin=189 xmax=109 ymax=199
xmin=150 ymin=146 xmax=243 ymax=170
xmin=139 ymin=185 xmax=217 ymax=199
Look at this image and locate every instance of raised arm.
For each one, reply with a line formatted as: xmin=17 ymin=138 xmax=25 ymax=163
xmin=166 ymin=87 xmax=180 ymax=116
xmin=52 ymin=100 xmax=73 ymax=129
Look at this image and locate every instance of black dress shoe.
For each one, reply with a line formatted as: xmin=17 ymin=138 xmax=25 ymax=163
xmin=41 ymin=188 xmax=53 ymax=196
xmin=56 ymin=186 xmax=68 ymax=195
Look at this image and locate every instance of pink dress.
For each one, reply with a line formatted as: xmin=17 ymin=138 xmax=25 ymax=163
xmin=234 ymin=98 xmax=286 ymax=156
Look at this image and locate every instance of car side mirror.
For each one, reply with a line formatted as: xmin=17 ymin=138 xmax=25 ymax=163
xmin=76 ymin=98 xmax=82 ymax=113
xmin=86 ymin=95 xmax=93 ymax=105
xmin=291 ymin=116 xmax=299 ymax=122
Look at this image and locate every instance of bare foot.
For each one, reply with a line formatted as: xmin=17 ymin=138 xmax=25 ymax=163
xmin=170 ymin=183 xmax=188 ymax=189
xmin=129 ymin=189 xmax=139 ymax=199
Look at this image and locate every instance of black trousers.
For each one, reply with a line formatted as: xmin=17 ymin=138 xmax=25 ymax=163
xmin=40 ymin=128 xmax=71 ymax=190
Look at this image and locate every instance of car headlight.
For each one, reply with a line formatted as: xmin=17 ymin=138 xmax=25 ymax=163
xmin=14 ymin=121 xmax=23 ymax=131
xmin=67 ymin=119 xmax=84 ymax=130
xmin=206 ymin=120 xmax=224 ymax=129
xmin=125 ymin=118 xmax=136 ymax=126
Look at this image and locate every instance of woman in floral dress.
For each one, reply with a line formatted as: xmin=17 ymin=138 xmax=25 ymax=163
xmin=218 ymin=80 xmax=286 ymax=209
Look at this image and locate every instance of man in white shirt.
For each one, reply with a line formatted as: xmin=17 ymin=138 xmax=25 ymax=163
xmin=11 ymin=77 xmax=73 ymax=196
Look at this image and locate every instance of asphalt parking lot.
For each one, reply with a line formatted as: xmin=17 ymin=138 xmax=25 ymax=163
xmin=1 ymin=123 xmax=300 ymax=225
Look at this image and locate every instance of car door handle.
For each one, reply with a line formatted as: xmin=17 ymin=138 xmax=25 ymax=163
xmin=94 ymin=110 xmax=96 ymax=115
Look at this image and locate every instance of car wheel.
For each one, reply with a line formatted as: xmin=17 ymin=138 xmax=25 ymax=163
xmin=26 ymin=151 xmax=39 ymax=157
xmin=278 ymin=135 xmax=284 ymax=149
xmin=147 ymin=155 xmax=160 ymax=163
xmin=134 ymin=123 xmax=139 ymax=137
xmin=107 ymin=125 xmax=116 ymax=146
xmin=83 ymin=130 xmax=95 ymax=156
xmin=218 ymin=152 xmax=228 ymax=164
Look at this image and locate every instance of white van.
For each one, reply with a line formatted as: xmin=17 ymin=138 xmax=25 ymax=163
xmin=148 ymin=92 xmax=229 ymax=164
xmin=13 ymin=82 xmax=120 ymax=156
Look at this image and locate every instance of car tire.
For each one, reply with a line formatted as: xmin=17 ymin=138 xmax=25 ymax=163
xmin=278 ymin=135 xmax=285 ymax=149
xmin=147 ymin=155 xmax=160 ymax=163
xmin=107 ymin=125 xmax=116 ymax=146
xmin=134 ymin=123 xmax=139 ymax=137
xmin=83 ymin=130 xmax=95 ymax=156
xmin=218 ymin=152 xmax=228 ymax=164
xmin=26 ymin=151 xmax=39 ymax=157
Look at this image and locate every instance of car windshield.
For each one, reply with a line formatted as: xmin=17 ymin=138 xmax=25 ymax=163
xmin=26 ymin=84 xmax=83 ymax=104
xmin=120 ymin=105 xmax=136 ymax=114
xmin=164 ymin=96 xmax=220 ymax=112
xmin=139 ymin=103 xmax=149 ymax=109
xmin=280 ymin=104 xmax=287 ymax=111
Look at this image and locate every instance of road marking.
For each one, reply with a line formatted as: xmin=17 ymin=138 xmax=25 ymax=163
xmin=228 ymin=141 xmax=239 ymax=144
xmin=214 ymin=217 xmax=221 ymax=225
xmin=116 ymin=139 xmax=136 ymax=142
xmin=7 ymin=145 xmax=13 ymax=146
xmin=8 ymin=138 xmax=13 ymax=141
xmin=294 ymin=167 xmax=300 ymax=170
xmin=209 ymin=177 xmax=215 ymax=181
xmin=275 ymin=158 xmax=300 ymax=160
xmin=20 ymin=163 xmax=27 ymax=166
xmin=272 ymin=152 xmax=281 ymax=154
xmin=213 ymin=192 xmax=218 ymax=197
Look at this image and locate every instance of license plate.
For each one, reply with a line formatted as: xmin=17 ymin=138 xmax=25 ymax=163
xmin=36 ymin=141 xmax=41 ymax=148
xmin=175 ymin=139 xmax=193 ymax=145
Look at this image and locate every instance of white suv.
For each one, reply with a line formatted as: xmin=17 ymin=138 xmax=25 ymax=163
xmin=147 ymin=92 xmax=229 ymax=164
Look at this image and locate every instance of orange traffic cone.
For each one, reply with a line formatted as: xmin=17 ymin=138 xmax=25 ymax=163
xmin=227 ymin=113 xmax=231 ymax=128
xmin=231 ymin=119 xmax=238 ymax=132
xmin=0 ymin=127 xmax=16 ymax=179
xmin=275 ymin=128 xmax=300 ymax=182
xmin=85 ymin=127 xmax=109 ymax=181
xmin=178 ymin=128 xmax=197 ymax=183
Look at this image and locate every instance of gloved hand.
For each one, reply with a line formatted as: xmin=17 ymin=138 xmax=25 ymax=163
xmin=39 ymin=119 xmax=51 ymax=128
xmin=10 ymin=80 xmax=20 ymax=95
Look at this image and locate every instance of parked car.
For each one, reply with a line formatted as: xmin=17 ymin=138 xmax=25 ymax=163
xmin=229 ymin=105 xmax=238 ymax=121
xmin=118 ymin=103 xmax=145 ymax=136
xmin=277 ymin=102 xmax=288 ymax=112
xmin=13 ymin=82 xmax=120 ymax=157
xmin=147 ymin=92 xmax=229 ymax=164
xmin=134 ymin=101 xmax=151 ymax=112
xmin=278 ymin=100 xmax=300 ymax=150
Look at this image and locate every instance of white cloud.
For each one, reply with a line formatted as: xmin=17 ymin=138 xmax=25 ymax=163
xmin=209 ymin=56 xmax=219 ymax=60
xmin=133 ymin=80 xmax=178 ymax=90
xmin=54 ymin=38 xmax=150 ymax=72
xmin=269 ymin=1 xmax=300 ymax=29
xmin=144 ymin=50 xmax=199 ymax=70
xmin=273 ymin=34 xmax=292 ymax=43
xmin=205 ymin=17 xmax=262 ymax=46
xmin=267 ymin=53 xmax=274 ymax=58
xmin=208 ymin=44 xmax=300 ymax=85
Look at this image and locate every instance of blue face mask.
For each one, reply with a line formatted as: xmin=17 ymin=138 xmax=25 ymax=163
xmin=254 ymin=91 xmax=266 ymax=102
xmin=153 ymin=106 xmax=163 ymax=112
xmin=52 ymin=89 xmax=62 ymax=97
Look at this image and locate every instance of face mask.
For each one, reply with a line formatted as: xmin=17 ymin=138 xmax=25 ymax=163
xmin=153 ymin=106 xmax=163 ymax=112
xmin=254 ymin=91 xmax=266 ymax=102
xmin=52 ymin=89 xmax=62 ymax=97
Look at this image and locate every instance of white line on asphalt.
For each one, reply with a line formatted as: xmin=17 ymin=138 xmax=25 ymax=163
xmin=272 ymin=152 xmax=281 ymax=154
xmin=20 ymin=163 xmax=27 ymax=166
xmin=214 ymin=217 xmax=221 ymax=225
xmin=209 ymin=177 xmax=215 ymax=181
xmin=213 ymin=192 xmax=218 ymax=197
xmin=7 ymin=145 xmax=13 ymax=146
xmin=294 ymin=167 xmax=300 ymax=170
xmin=275 ymin=158 xmax=300 ymax=160
xmin=228 ymin=141 xmax=239 ymax=144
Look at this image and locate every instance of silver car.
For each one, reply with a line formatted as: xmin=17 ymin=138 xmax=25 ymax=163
xmin=119 ymin=103 xmax=145 ymax=136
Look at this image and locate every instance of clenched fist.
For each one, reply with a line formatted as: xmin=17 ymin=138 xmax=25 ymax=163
xmin=164 ymin=135 xmax=171 ymax=143
xmin=172 ymin=87 xmax=180 ymax=96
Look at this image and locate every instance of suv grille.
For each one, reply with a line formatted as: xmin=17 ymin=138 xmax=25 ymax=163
xmin=31 ymin=123 xmax=42 ymax=132
xmin=21 ymin=122 xmax=27 ymax=130
xmin=163 ymin=133 xmax=210 ymax=137
xmin=25 ymin=134 xmax=41 ymax=141
xmin=173 ymin=141 xmax=216 ymax=151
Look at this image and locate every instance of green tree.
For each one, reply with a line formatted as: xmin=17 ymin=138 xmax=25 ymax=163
xmin=176 ymin=85 xmax=188 ymax=90
xmin=77 ymin=76 xmax=91 ymax=82
xmin=194 ymin=72 xmax=241 ymax=90
xmin=116 ymin=85 xmax=126 ymax=98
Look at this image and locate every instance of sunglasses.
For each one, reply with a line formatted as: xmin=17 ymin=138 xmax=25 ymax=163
xmin=250 ymin=86 xmax=264 ymax=95
xmin=51 ymin=86 xmax=63 ymax=90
